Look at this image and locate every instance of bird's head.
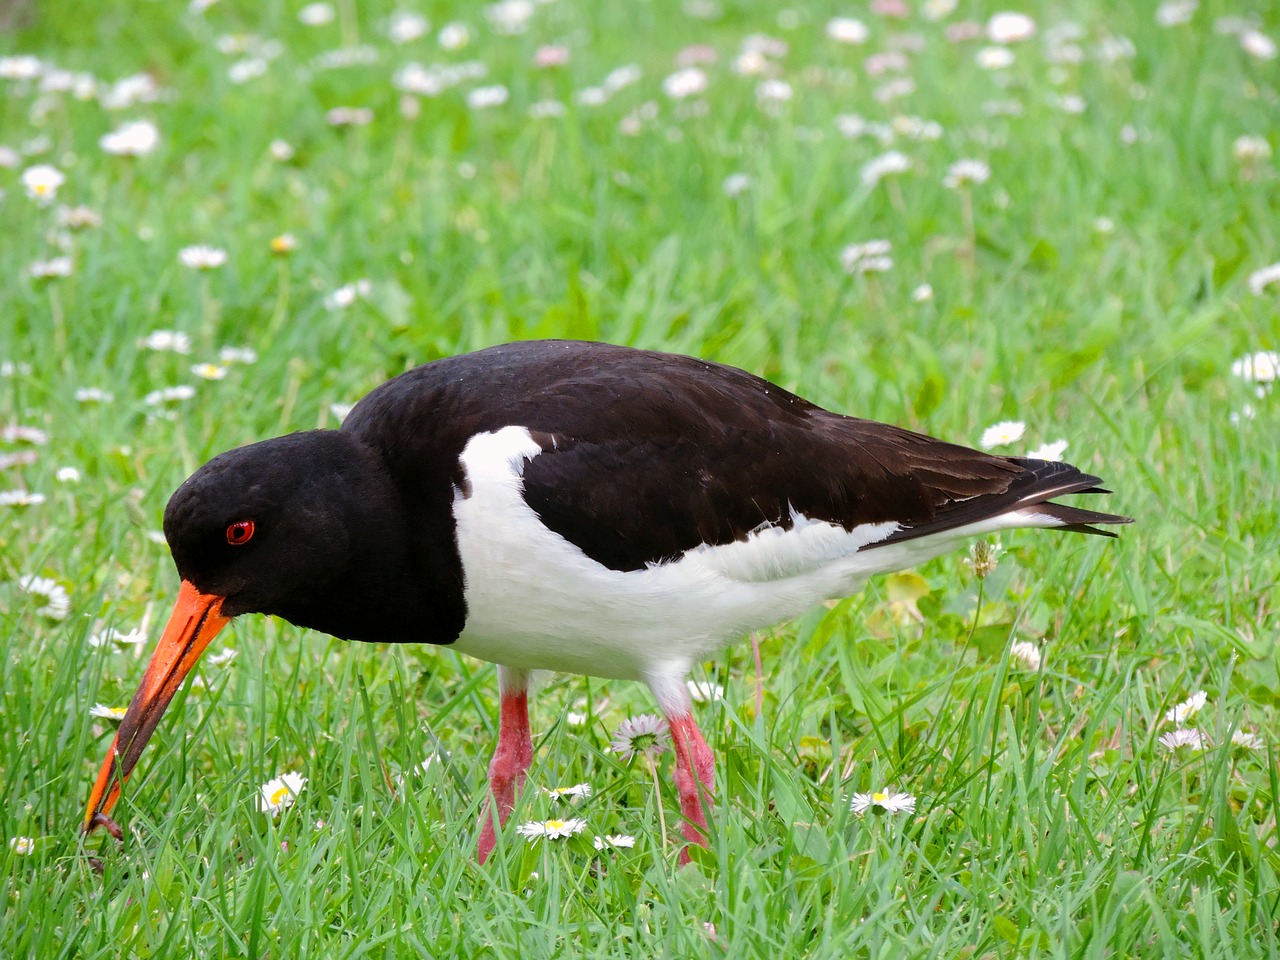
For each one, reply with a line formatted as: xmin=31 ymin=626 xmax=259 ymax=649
xmin=82 ymin=429 xmax=426 ymax=835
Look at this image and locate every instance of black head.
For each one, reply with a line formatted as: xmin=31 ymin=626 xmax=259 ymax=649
xmin=163 ymin=429 xmax=435 ymax=643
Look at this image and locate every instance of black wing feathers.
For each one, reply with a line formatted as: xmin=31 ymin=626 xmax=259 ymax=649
xmin=343 ymin=340 xmax=1130 ymax=573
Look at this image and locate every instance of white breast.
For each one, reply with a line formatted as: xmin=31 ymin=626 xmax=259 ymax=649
xmin=449 ymin=426 xmax=1063 ymax=681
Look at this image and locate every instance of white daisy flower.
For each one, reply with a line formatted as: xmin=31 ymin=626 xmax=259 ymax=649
xmin=976 ymin=46 xmax=1015 ymax=69
xmin=911 ymin=283 xmax=934 ymax=302
xmin=1025 ymin=439 xmax=1068 ymax=461
xmin=987 ymin=12 xmax=1035 ymax=43
xmin=467 ymin=84 xmax=509 ymax=110
xmin=270 ymin=233 xmax=297 ymax=254
xmin=593 ymin=834 xmax=636 ymax=850
xmin=840 ymin=239 xmax=893 ymax=274
xmin=1233 ymin=136 xmax=1271 ymax=163
xmin=9 ymin=836 xmax=35 ymax=856
xmin=1009 ymin=640 xmax=1042 ymax=671
xmin=75 ymin=387 xmax=114 ymax=404
xmin=516 ymin=817 xmax=587 ymax=840
xmin=609 ymin=713 xmax=671 ymax=760
xmin=90 ymin=704 xmax=128 ymax=722
xmin=860 ymin=150 xmax=911 ymax=186
xmin=849 ymin=790 xmax=917 ymax=814
xmin=0 ymin=55 xmax=42 ymax=79
xmin=387 ymin=11 xmax=429 ymax=44
xmin=1156 ymin=1 xmax=1197 ymax=27
xmin=1240 ymin=30 xmax=1277 ymax=60
xmin=979 ymin=420 xmax=1026 ymax=449
xmin=178 ymin=245 xmax=228 ymax=270
xmin=56 ymin=466 xmax=80 ymax=483
xmin=943 ymin=159 xmax=990 ymax=189
xmin=826 ymin=17 xmax=869 ymax=44
xmin=18 ymin=575 xmax=70 ymax=620
xmin=663 ymin=67 xmax=708 ymax=99
xmin=1231 ymin=729 xmax=1263 ymax=750
xmin=2 ymin=424 xmax=48 ymax=445
xmin=756 ymin=79 xmax=792 ymax=102
xmin=603 ymin=65 xmax=642 ymax=93
xmin=21 ymin=164 xmax=64 ymax=203
xmin=1231 ymin=350 xmax=1279 ymax=382
xmin=1164 ymin=690 xmax=1208 ymax=725
xmin=269 ymin=139 xmax=295 ymax=161
xmin=29 ymin=257 xmax=73 ymax=279
xmin=687 ymin=680 xmax=724 ymax=703
xmin=256 ymin=771 xmax=307 ymax=815
xmin=1248 ymin=264 xmax=1280 ymax=296
xmin=541 ymin=783 xmax=592 ymax=800
xmin=1158 ymin=728 xmax=1205 ymax=751
xmin=438 ymin=22 xmax=471 ymax=50
xmin=191 ymin=363 xmax=228 ymax=381
xmin=324 ymin=279 xmax=372 ymax=310
xmin=298 ymin=2 xmax=334 ymax=26
xmin=140 ymin=329 xmax=192 ymax=354
xmin=326 ymin=106 xmax=373 ymax=126
xmin=0 ymin=490 xmax=46 ymax=507
xmin=722 ymin=173 xmax=751 ymax=197
xmin=144 ymin=385 xmax=196 ymax=405
xmin=100 ymin=120 xmax=159 ymax=157
xmin=88 ymin=625 xmax=148 ymax=648
xmin=219 ymin=346 xmax=259 ymax=365
xmin=207 ymin=647 xmax=238 ymax=666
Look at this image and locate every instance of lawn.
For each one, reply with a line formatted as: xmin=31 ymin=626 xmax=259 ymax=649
xmin=2 ymin=0 xmax=1279 ymax=956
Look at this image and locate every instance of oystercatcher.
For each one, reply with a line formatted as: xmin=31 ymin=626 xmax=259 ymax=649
xmin=83 ymin=340 xmax=1129 ymax=862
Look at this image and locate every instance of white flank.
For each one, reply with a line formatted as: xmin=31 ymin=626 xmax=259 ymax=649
xmin=451 ymin=426 xmax=1076 ymax=683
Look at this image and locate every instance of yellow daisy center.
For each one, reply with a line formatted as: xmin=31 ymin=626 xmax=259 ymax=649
xmin=545 ymin=820 xmax=565 ymax=830
xmin=872 ymin=792 xmax=889 ymax=803
xmin=269 ymin=786 xmax=291 ymax=806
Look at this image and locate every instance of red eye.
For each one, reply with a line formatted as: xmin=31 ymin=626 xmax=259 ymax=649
xmin=226 ymin=520 xmax=255 ymax=545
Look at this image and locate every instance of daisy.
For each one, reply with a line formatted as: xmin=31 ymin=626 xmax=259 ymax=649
xmin=722 ymin=173 xmax=751 ymax=197
xmin=9 ymin=837 xmax=35 ymax=856
xmin=757 ymin=79 xmax=792 ymax=103
xmin=1240 ymin=30 xmax=1277 ymax=60
xmin=0 ymin=490 xmax=46 ymax=507
xmin=178 ymin=245 xmax=228 ymax=270
xmin=21 ymin=164 xmax=64 ymax=204
xmin=140 ymin=331 xmax=192 ymax=355
xmin=986 ymin=12 xmax=1035 ymax=43
xmin=56 ymin=467 xmax=80 ymax=483
xmin=849 ymin=790 xmax=917 ymax=814
xmin=943 ymin=159 xmax=990 ymax=189
xmin=1164 ymin=690 xmax=1207 ymax=725
xmin=56 ymin=205 xmax=101 ymax=229
xmin=326 ymin=106 xmax=373 ymax=126
xmin=911 ymin=283 xmax=934 ymax=302
xmin=663 ymin=67 xmax=708 ymax=99
xmin=90 ymin=704 xmax=128 ymax=722
xmin=593 ymin=833 xmax=636 ymax=850
xmin=603 ymin=65 xmax=642 ymax=93
xmin=827 ymin=18 xmax=869 ymax=44
xmin=87 ymin=625 xmax=148 ymax=647
xmin=29 ymin=257 xmax=73 ymax=278
xmin=1156 ymin=1 xmax=1197 ymax=27
xmin=840 ymin=239 xmax=893 ymax=274
xmin=0 ymin=452 xmax=37 ymax=469
xmin=1231 ymin=350 xmax=1279 ymax=382
xmin=191 ymin=363 xmax=228 ymax=381
xmin=860 ymin=150 xmax=910 ymax=186
xmin=976 ymin=46 xmax=1015 ymax=69
xmin=387 ymin=11 xmax=429 ymax=44
xmin=18 ymin=575 xmax=70 ymax=620
xmin=528 ymin=100 xmax=566 ymax=119
xmin=515 ymin=817 xmax=587 ymax=841
xmin=298 ymin=2 xmax=334 ymax=26
xmin=687 ymin=680 xmax=724 ymax=703
xmin=324 ymin=279 xmax=372 ymax=309
xmin=2 ymin=424 xmax=48 ymax=444
xmin=0 ymin=55 xmax=41 ymax=79
xmin=1158 ymin=728 xmax=1205 ymax=751
xmin=100 ymin=120 xmax=159 ymax=156
xmin=542 ymin=783 xmax=592 ymax=800
xmin=1026 ymin=439 xmax=1068 ymax=461
xmin=219 ymin=346 xmax=258 ymax=365
xmin=1009 ymin=640 xmax=1042 ymax=671
xmin=1231 ymin=729 xmax=1263 ymax=750
xmin=467 ymin=85 xmax=509 ymax=110
xmin=486 ymin=0 xmax=534 ymax=34
xmin=438 ymin=23 xmax=470 ymax=50
xmin=229 ymin=59 xmax=267 ymax=84
xmin=207 ymin=647 xmax=238 ymax=666
xmin=979 ymin=420 xmax=1026 ymax=449
xmin=269 ymin=139 xmax=295 ymax=161
xmin=609 ymin=714 xmax=671 ymax=760
xmin=144 ymin=385 xmax=196 ymax=405
xmin=256 ymin=772 xmax=307 ymax=815
xmin=1233 ymin=136 xmax=1271 ymax=163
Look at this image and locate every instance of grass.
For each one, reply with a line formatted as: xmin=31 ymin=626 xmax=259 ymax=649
xmin=2 ymin=0 xmax=1279 ymax=956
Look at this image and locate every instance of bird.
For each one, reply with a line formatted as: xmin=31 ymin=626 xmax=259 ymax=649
xmin=82 ymin=339 xmax=1130 ymax=863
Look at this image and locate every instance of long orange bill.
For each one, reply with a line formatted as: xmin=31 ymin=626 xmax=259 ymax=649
xmin=82 ymin=580 xmax=230 ymax=834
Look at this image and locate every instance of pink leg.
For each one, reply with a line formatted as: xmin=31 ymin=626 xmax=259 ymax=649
xmin=477 ymin=667 xmax=532 ymax=864
xmin=667 ymin=712 xmax=717 ymax=865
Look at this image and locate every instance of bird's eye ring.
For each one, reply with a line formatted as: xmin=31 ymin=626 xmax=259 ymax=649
xmin=226 ymin=520 xmax=255 ymax=545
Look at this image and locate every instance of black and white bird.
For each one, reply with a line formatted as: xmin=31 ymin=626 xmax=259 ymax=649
xmin=83 ymin=340 xmax=1129 ymax=862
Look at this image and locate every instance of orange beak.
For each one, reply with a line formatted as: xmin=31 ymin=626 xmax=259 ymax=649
xmin=82 ymin=580 xmax=230 ymax=833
